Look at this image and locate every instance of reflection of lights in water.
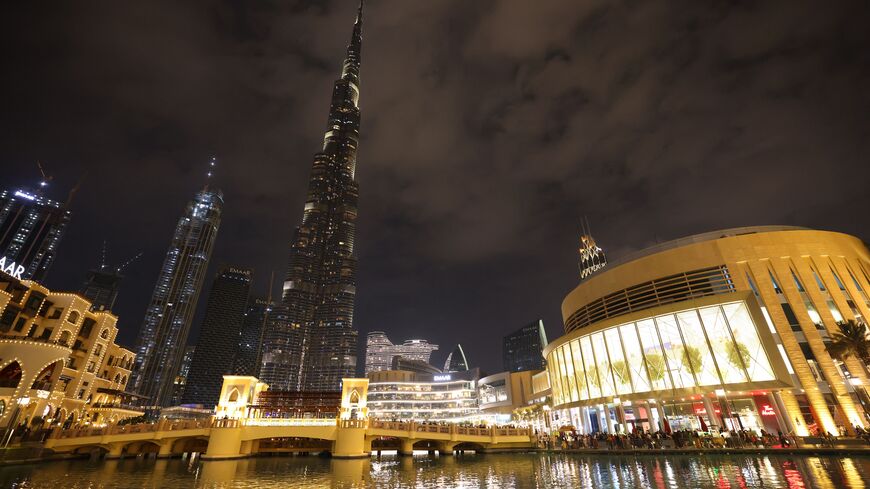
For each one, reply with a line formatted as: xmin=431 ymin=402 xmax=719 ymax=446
xmin=840 ymin=458 xmax=864 ymax=489
xmin=781 ymin=460 xmax=808 ymax=489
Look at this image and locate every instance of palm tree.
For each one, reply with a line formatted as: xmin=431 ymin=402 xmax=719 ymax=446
xmin=826 ymin=320 xmax=870 ymax=368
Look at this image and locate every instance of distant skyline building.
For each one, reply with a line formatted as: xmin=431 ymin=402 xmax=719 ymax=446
xmin=0 ymin=187 xmax=70 ymax=281
xmin=233 ymin=297 xmax=273 ymax=377
xmin=259 ymin=304 xmax=305 ymax=391
xmin=365 ymin=331 xmax=439 ymax=373
xmin=182 ymin=266 xmax=252 ymax=408
xmin=263 ymin=4 xmax=364 ymax=392
xmin=502 ymin=320 xmax=548 ymax=372
xmin=79 ymin=246 xmax=142 ymax=311
xmin=443 ymin=344 xmax=469 ymax=372
xmin=391 ymin=356 xmax=442 ymax=375
xmin=171 ymin=345 xmax=196 ymax=406
xmin=130 ymin=176 xmax=223 ymax=407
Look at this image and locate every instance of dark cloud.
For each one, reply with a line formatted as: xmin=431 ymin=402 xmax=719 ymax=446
xmin=2 ymin=0 xmax=868 ymax=373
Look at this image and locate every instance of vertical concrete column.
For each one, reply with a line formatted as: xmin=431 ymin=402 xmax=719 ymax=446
xmin=105 ymin=442 xmax=126 ymax=459
xmin=202 ymin=425 xmax=244 ymax=460
xmin=333 ymin=422 xmax=368 ymax=458
xmin=157 ymin=440 xmax=174 ymax=458
xmin=702 ymin=397 xmax=721 ymax=430
xmin=398 ymin=439 xmax=415 ymax=456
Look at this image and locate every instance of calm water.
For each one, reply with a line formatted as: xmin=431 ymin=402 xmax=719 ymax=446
xmin=2 ymin=452 xmax=869 ymax=488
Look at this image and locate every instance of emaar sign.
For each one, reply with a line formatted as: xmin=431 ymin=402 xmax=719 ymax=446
xmin=0 ymin=256 xmax=25 ymax=280
xmin=433 ymin=374 xmax=452 ymax=382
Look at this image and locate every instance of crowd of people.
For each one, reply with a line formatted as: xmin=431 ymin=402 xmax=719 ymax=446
xmin=535 ymin=427 xmax=831 ymax=450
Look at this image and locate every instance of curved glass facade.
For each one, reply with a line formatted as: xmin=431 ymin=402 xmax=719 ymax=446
xmin=547 ymin=301 xmax=776 ymax=407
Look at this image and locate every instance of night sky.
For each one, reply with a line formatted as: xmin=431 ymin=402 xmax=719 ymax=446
xmin=2 ymin=1 xmax=868 ymax=374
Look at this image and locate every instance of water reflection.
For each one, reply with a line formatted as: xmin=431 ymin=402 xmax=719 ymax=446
xmin=0 ymin=452 xmax=868 ymax=488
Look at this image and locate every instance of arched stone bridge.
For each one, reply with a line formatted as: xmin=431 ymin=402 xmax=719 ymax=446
xmin=44 ymin=418 xmax=534 ymax=459
xmin=45 ymin=376 xmax=534 ymax=459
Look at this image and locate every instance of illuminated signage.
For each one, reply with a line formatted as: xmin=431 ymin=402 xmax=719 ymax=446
xmin=761 ymin=405 xmax=776 ymax=416
xmin=433 ymin=374 xmax=452 ymax=382
xmin=36 ymin=390 xmax=50 ymax=399
xmin=14 ymin=190 xmax=36 ymax=201
xmin=0 ymin=256 xmax=25 ymax=280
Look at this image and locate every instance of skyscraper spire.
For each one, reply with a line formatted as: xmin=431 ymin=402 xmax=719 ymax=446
xmin=260 ymin=5 xmax=365 ymax=393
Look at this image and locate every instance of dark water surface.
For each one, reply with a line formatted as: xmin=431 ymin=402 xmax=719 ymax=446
xmin=2 ymin=452 xmax=869 ymax=488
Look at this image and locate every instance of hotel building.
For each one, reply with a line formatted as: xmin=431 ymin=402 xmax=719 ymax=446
xmin=364 ymin=331 xmax=439 ymax=373
xmin=545 ymin=226 xmax=870 ymax=436
xmin=0 ymin=271 xmax=141 ymax=429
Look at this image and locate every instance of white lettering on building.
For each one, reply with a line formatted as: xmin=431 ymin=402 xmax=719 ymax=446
xmin=0 ymin=256 xmax=25 ymax=280
xmin=433 ymin=374 xmax=452 ymax=381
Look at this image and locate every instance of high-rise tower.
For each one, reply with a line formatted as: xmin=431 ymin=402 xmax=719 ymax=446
xmin=131 ymin=167 xmax=223 ymax=407
xmin=502 ymin=320 xmax=548 ymax=372
xmin=262 ymin=3 xmax=363 ymax=392
xmin=182 ymin=266 xmax=252 ymax=408
xmin=0 ymin=187 xmax=70 ymax=281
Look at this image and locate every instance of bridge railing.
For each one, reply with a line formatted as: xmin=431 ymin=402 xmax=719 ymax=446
xmin=50 ymin=418 xmax=212 ymax=439
xmin=242 ymin=418 xmax=337 ymax=427
xmin=367 ymin=420 xmax=531 ymax=438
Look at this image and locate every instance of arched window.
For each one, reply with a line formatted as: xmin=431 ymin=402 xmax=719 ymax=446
xmin=228 ymin=389 xmax=240 ymax=403
xmin=114 ymin=373 xmax=121 ymax=383
xmin=100 ymin=329 xmax=109 ymax=339
xmin=67 ymin=311 xmax=80 ymax=324
xmin=31 ymin=362 xmax=57 ymax=391
xmin=0 ymin=362 xmax=23 ymax=389
xmin=58 ymin=330 xmax=71 ymax=347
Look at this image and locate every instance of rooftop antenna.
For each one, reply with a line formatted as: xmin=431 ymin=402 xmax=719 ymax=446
xmin=204 ymin=156 xmax=216 ymax=190
xmin=254 ymin=270 xmax=276 ymax=371
xmin=36 ymin=161 xmax=53 ymax=190
xmin=66 ymin=173 xmax=87 ymax=207
xmin=99 ymin=241 xmax=108 ymax=271
xmin=116 ymin=252 xmax=143 ymax=273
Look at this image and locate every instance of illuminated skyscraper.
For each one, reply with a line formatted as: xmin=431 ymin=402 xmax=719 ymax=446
xmin=365 ymin=331 xmax=439 ymax=373
xmin=182 ymin=266 xmax=252 ymax=408
xmin=0 ymin=187 xmax=70 ymax=281
xmin=131 ymin=176 xmax=223 ymax=407
xmin=262 ymin=3 xmax=363 ymax=392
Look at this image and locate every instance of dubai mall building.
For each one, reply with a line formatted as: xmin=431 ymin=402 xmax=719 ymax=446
xmin=545 ymin=226 xmax=870 ymax=436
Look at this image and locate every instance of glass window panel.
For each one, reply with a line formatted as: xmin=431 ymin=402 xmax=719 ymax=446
xmin=675 ymin=310 xmax=721 ymax=386
xmin=636 ymin=319 xmax=672 ymax=392
xmin=698 ymin=306 xmax=748 ymax=384
xmin=590 ymin=332 xmax=615 ymax=397
xmin=547 ymin=355 xmax=563 ymax=405
xmin=560 ymin=345 xmax=579 ymax=403
xmin=722 ymin=302 xmax=775 ymax=381
xmin=556 ymin=347 xmax=571 ymax=402
xmin=620 ymin=323 xmax=651 ymax=394
xmin=605 ymin=328 xmax=631 ymax=395
xmin=654 ymin=314 xmax=695 ymax=389
xmin=569 ymin=340 xmax=588 ymax=400
xmin=580 ymin=336 xmax=601 ymax=399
